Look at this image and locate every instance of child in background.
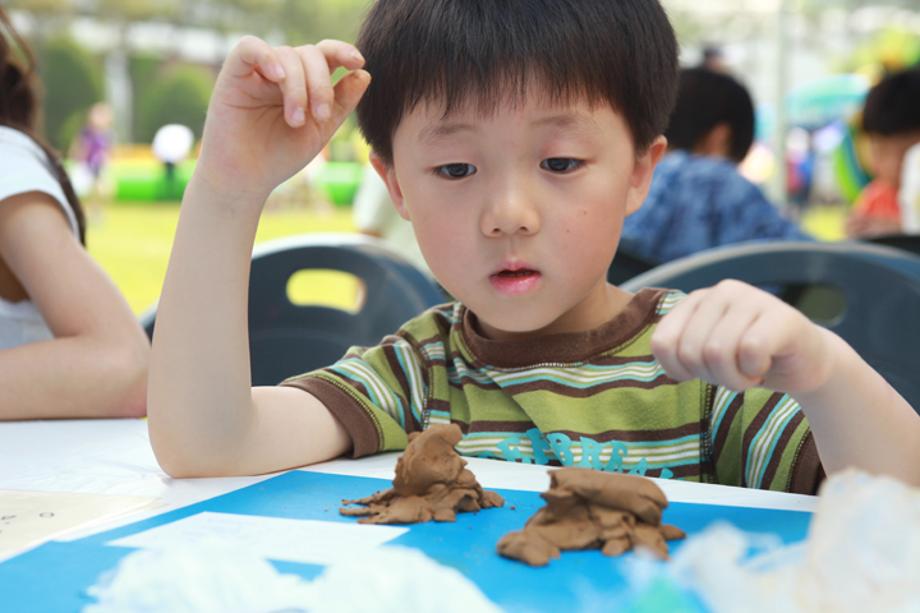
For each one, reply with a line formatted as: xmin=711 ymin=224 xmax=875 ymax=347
xmin=846 ymin=67 xmax=920 ymax=238
xmin=70 ymin=101 xmax=113 ymax=221
xmin=620 ymin=67 xmax=811 ymax=264
xmin=148 ymin=0 xmax=920 ymax=490
xmin=0 ymin=8 xmax=148 ymax=419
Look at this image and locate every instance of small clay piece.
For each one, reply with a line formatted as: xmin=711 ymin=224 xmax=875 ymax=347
xmin=340 ymin=423 xmax=504 ymax=524
xmin=497 ymin=467 xmax=685 ymax=566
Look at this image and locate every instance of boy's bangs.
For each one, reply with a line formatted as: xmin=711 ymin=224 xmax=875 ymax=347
xmin=357 ymin=0 xmax=678 ymax=163
xmin=408 ymin=60 xmax=613 ymax=123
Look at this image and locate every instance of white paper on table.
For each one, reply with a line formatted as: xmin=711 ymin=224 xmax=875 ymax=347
xmin=109 ymin=512 xmax=408 ymax=566
xmin=0 ymin=490 xmax=154 ymax=560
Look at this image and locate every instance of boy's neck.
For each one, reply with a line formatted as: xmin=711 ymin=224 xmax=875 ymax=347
xmin=474 ymin=283 xmax=634 ymax=342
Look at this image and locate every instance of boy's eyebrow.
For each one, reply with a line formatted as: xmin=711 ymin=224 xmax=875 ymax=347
xmin=532 ymin=113 xmax=601 ymax=134
xmin=418 ymin=123 xmax=476 ymax=145
xmin=417 ymin=113 xmax=600 ymax=145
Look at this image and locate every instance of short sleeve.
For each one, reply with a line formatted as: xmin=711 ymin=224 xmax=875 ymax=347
xmin=707 ymin=384 xmax=824 ymax=494
xmin=0 ymin=128 xmax=79 ymax=237
xmin=281 ymin=333 xmax=429 ymax=458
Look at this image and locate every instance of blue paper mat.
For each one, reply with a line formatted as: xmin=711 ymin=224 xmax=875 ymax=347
xmin=0 ymin=471 xmax=812 ymax=612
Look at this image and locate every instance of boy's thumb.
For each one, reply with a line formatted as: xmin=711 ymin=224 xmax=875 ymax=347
xmin=332 ymin=69 xmax=372 ymax=124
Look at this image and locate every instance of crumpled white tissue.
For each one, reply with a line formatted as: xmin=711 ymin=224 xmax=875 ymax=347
xmin=657 ymin=470 xmax=920 ymax=613
xmin=84 ymin=541 xmax=501 ymax=613
xmin=308 ymin=544 xmax=501 ymax=613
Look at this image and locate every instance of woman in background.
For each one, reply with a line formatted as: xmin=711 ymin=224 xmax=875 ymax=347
xmin=0 ymin=8 xmax=147 ymax=419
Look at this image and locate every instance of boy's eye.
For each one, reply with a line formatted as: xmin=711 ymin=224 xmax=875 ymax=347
xmin=540 ymin=158 xmax=583 ymax=173
xmin=435 ymin=163 xmax=477 ymax=179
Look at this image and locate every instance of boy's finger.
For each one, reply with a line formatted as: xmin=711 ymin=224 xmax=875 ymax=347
xmin=296 ymin=45 xmax=335 ymax=123
xmin=230 ymin=35 xmax=285 ymax=81
xmin=331 ymin=69 xmax=372 ymax=125
xmin=651 ymin=290 xmax=707 ymax=381
xmin=736 ymin=312 xmax=776 ymax=381
xmin=275 ymin=46 xmax=308 ymax=127
xmin=673 ymin=298 xmax=731 ymax=385
xmin=703 ymin=305 xmax=763 ymax=391
xmin=316 ymin=39 xmax=366 ymax=72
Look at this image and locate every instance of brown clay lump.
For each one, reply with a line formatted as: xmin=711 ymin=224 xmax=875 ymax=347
xmin=497 ymin=467 xmax=685 ymax=566
xmin=340 ymin=423 xmax=504 ymax=524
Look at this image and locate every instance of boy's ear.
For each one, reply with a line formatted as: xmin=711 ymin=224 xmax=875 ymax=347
xmin=625 ymin=135 xmax=668 ymax=215
xmin=369 ymin=152 xmax=410 ymax=220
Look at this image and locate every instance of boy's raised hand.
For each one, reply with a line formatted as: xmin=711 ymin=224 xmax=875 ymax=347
xmin=651 ymin=280 xmax=835 ymax=395
xmin=195 ymin=36 xmax=370 ymax=200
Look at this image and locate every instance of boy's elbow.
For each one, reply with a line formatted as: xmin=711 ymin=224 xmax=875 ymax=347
xmin=153 ymin=448 xmax=201 ymax=479
xmin=149 ymin=434 xmax=231 ymax=479
xmin=147 ymin=404 xmax=234 ymax=479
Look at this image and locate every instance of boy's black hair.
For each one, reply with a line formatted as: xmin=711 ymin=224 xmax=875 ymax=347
xmin=862 ymin=67 xmax=920 ymax=136
xmin=356 ymin=0 xmax=679 ymax=164
xmin=665 ymin=67 xmax=755 ymax=164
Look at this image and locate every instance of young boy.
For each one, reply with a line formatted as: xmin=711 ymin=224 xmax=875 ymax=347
xmin=148 ymin=0 xmax=920 ymax=491
xmin=847 ymin=67 xmax=920 ymax=238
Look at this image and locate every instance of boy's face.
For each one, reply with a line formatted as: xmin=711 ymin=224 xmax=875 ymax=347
xmin=373 ymin=89 xmax=664 ymax=339
xmin=868 ymin=131 xmax=920 ymax=189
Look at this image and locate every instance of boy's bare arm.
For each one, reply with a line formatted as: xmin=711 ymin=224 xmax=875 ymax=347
xmin=147 ymin=37 xmax=369 ymax=477
xmin=651 ymin=280 xmax=920 ymax=487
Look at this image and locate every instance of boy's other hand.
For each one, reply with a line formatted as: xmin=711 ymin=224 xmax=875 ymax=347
xmin=195 ymin=36 xmax=370 ymax=201
xmin=651 ymin=280 xmax=835 ymax=395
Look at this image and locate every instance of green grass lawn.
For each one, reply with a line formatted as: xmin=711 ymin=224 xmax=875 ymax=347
xmin=87 ymin=202 xmax=358 ymax=314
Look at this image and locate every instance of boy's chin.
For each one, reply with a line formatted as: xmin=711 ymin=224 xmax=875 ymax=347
xmin=473 ymin=307 xmax=569 ymax=340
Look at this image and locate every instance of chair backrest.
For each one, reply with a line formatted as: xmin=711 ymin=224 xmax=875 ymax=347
xmin=863 ymin=233 xmax=920 ymax=257
xmin=143 ymin=234 xmax=446 ymax=386
xmin=622 ymin=241 xmax=920 ymax=412
xmin=607 ymin=248 xmax=657 ymax=285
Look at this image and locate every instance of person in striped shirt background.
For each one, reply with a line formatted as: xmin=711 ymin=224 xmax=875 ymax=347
xmin=147 ymin=0 xmax=920 ymax=491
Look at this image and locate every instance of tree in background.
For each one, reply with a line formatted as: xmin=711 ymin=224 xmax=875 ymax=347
xmin=277 ymin=0 xmax=370 ymax=43
xmin=37 ymin=36 xmax=104 ymax=150
xmin=844 ymin=27 xmax=920 ymax=76
xmin=136 ymin=63 xmax=215 ymax=143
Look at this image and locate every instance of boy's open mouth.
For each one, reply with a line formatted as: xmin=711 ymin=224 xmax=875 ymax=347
xmin=493 ymin=268 xmax=539 ymax=278
xmin=489 ymin=267 xmax=542 ymax=295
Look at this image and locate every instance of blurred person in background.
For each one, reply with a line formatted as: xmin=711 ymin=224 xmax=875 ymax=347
xmin=700 ymin=44 xmax=728 ymax=73
xmin=0 ymin=7 xmax=148 ymax=419
xmin=70 ymin=101 xmax=114 ymax=222
xmin=620 ymin=67 xmax=811 ymax=265
xmin=846 ymin=67 xmax=920 ymax=238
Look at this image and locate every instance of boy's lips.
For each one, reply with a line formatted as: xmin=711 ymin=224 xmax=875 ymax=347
xmin=489 ymin=262 xmax=542 ymax=295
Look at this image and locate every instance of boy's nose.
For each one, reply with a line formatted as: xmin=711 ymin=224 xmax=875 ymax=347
xmin=480 ymin=185 xmax=541 ymax=238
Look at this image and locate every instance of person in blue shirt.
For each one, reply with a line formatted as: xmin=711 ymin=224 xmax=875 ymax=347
xmin=620 ymin=67 xmax=810 ymax=264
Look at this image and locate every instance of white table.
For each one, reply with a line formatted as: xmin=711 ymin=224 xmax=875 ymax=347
xmin=0 ymin=418 xmax=815 ymax=546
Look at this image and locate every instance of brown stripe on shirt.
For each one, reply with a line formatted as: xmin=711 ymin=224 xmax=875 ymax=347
xmin=497 ymin=375 xmax=675 ymax=397
xmin=788 ymin=431 xmax=825 ymax=495
xmin=740 ymin=392 xmax=784 ymax=486
xmin=758 ymin=410 xmax=805 ymax=489
xmin=711 ymin=392 xmax=745 ymax=464
xmin=382 ymin=345 xmax=416 ymax=428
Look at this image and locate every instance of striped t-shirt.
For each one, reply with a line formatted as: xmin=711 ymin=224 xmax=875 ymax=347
xmin=283 ymin=288 xmax=824 ymax=494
